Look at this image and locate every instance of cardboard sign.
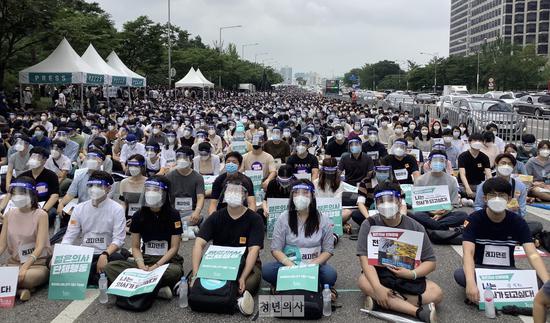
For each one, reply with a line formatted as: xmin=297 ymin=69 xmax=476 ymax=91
xmin=203 ymin=175 xmax=216 ymax=192
xmin=0 ymin=267 xmax=19 ymax=308
xmin=476 ymin=268 xmax=538 ymax=310
xmin=317 ymin=197 xmax=343 ymax=236
xmin=245 ymin=170 xmax=263 ymax=200
xmin=411 ymin=185 xmax=452 ymax=212
xmin=267 ymin=198 xmax=289 ymax=239
xmin=231 ymin=141 xmax=248 ymax=154
xmin=276 ymin=264 xmax=319 ymax=292
xmin=107 ymin=264 xmax=169 ymax=297
xmin=197 ymin=245 xmax=246 ymax=281
xmin=400 ymin=184 xmax=413 ymax=206
xmin=367 ymin=226 xmax=424 ymax=268
xmin=48 ymin=244 xmax=94 ymax=300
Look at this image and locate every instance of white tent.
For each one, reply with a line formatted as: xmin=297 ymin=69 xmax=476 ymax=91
xmin=81 ymin=44 xmax=128 ymax=86
xmin=175 ymin=67 xmax=211 ymax=88
xmin=19 ymin=38 xmax=106 ymax=86
xmin=106 ymin=51 xmax=146 ymax=87
xmin=195 ymin=68 xmax=214 ymax=88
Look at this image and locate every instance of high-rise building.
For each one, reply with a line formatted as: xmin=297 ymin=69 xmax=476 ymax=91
xmin=450 ymin=0 xmax=550 ymax=56
xmin=279 ymin=66 xmax=293 ymax=84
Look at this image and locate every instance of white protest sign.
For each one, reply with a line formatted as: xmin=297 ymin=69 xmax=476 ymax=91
xmin=267 ymin=198 xmax=289 ymax=239
xmin=317 ymin=197 xmax=343 ymax=236
xmin=107 ymin=264 xmax=168 ymax=297
xmin=411 ymin=185 xmax=452 ymax=212
xmin=0 ymin=267 xmax=19 ymax=308
xmin=367 ymin=226 xmax=424 ymax=269
xmin=475 ymin=268 xmax=538 ymax=310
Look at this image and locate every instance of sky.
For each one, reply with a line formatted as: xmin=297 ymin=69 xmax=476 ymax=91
xmin=89 ymin=0 xmax=451 ymax=78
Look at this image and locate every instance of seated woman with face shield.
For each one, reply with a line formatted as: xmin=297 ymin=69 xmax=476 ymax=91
xmin=263 ymin=180 xmax=338 ymax=300
xmin=314 ymin=157 xmax=353 ymax=226
xmin=193 ymin=142 xmax=221 ymax=176
xmin=261 ymin=165 xmax=296 ymax=224
xmin=0 ymin=178 xmax=52 ymax=301
xmin=144 ymin=143 xmax=167 ymax=176
xmin=357 ymin=182 xmax=442 ymax=323
xmin=105 ymin=176 xmax=184 ymax=300
xmin=118 ymin=154 xmax=147 ymax=228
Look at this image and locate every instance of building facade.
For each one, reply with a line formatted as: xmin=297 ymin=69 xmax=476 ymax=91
xmin=279 ymin=66 xmax=293 ymax=84
xmin=450 ymin=0 xmax=550 ymax=56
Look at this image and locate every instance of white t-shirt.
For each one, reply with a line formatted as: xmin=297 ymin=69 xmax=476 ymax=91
xmin=45 ymin=154 xmax=72 ymax=176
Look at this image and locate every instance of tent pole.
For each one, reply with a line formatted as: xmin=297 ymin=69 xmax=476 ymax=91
xmin=129 ymin=87 xmax=132 ymax=107
xmin=106 ymin=85 xmax=110 ymax=108
xmin=80 ymin=84 xmax=84 ymax=113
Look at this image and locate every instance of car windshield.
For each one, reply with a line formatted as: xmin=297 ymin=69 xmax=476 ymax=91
xmin=469 ymin=101 xmax=483 ymax=110
xmin=538 ymin=96 xmax=550 ymax=104
xmin=499 ymin=94 xmax=513 ymax=99
xmin=485 ymin=102 xmax=512 ymax=112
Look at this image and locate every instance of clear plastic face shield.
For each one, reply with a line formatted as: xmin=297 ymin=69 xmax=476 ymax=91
xmin=127 ymin=160 xmax=144 ymax=177
xmin=375 ymin=190 xmax=402 ymax=219
xmin=349 ymin=139 xmax=362 ymax=154
xmin=291 ymin=183 xmax=314 ymax=211
xmin=84 ymin=152 xmax=103 ymax=171
xmin=198 ymin=148 xmax=211 ymax=159
xmin=391 ymin=141 xmax=407 ymax=157
xmin=375 ymin=166 xmax=392 ymax=183
xmin=223 ymin=183 xmax=247 ymax=207
xmin=321 ymin=166 xmax=338 ymax=179
xmin=145 ymin=146 xmax=158 ymax=159
xmin=176 ymin=152 xmax=192 ymax=169
xmin=51 ymin=144 xmax=64 ymax=159
xmin=429 ymin=154 xmax=447 ymax=172
xmin=86 ymin=179 xmax=110 ymax=201
xmin=143 ymin=180 xmax=168 ymax=208
xmin=10 ymin=182 xmax=34 ymax=208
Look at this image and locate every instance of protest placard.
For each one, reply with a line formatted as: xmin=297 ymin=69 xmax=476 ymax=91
xmin=367 ymin=226 xmax=424 ymax=268
xmin=107 ymin=264 xmax=168 ymax=297
xmin=267 ymin=198 xmax=289 ymax=239
xmin=0 ymin=267 xmax=19 ymax=308
xmin=197 ymin=245 xmax=246 ymax=281
xmin=411 ymin=185 xmax=452 ymax=212
xmin=245 ymin=170 xmax=264 ymax=201
xmin=203 ymin=175 xmax=216 ymax=192
xmin=317 ymin=197 xmax=343 ymax=236
xmin=48 ymin=244 xmax=94 ymax=300
xmin=276 ymin=264 xmax=319 ymax=292
xmin=475 ymin=268 xmax=538 ymax=310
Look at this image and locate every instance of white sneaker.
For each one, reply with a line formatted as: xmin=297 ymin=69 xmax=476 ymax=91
xmin=157 ymin=286 xmax=173 ymax=299
xmin=189 ymin=225 xmax=200 ymax=234
xmin=237 ymin=290 xmax=254 ymax=316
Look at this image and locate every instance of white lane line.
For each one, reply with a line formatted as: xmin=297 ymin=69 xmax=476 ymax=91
xmin=527 ymin=206 xmax=550 ymax=222
xmin=450 ymin=245 xmax=531 ymax=323
xmin=50 ymin=289 xmax=99 ymax=323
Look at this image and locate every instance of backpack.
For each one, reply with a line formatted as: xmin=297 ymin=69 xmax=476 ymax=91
xmin=275 ymin=285 xmax=324 ymax=320
xmin=426 ymin=227 xmax=464 ymax=245
xmin=188 ymin=278 xmax=240 ymax=314
xmin=115 ymin=285 xmax=160 ymax=312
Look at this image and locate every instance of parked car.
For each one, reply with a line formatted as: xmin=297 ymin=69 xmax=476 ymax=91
xmin=415 ymin=93 xmax=437 ymax=104
xmin=446 ymin=97 xmax=526 ymax=140
xmin=513 ymin=95 xmax=550 ymax=116
xmin=385 ymin=92 xmax=414 ymax=111
xmin=482 ymin=91 xmax=516 ymax=104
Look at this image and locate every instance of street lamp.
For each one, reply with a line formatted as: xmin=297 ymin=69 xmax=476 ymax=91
xmin=218 ymin=25 xmax=242 ymax=52
xmin=477 ymin=38 xmax=488 ymax=94
xmin=254 ymin=52 xmax=268 ymax=64
xmin=241 ymin=43 xmax=259 ymax=60
xmin=420 ymin=52 xmax=438 ymax=93
xmin=167 ymin=0 xmax=172 ymax=94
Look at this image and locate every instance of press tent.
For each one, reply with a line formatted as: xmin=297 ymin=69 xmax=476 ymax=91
xmin=195 ymin=68 xmax=215 ymax=88
xmin=81 ymin=44 xmax=128 ymax=87
xmin=106 ymin=51 xmax=146 ymax=88
xmin=175 ymin=67 xmax=205 ymax=88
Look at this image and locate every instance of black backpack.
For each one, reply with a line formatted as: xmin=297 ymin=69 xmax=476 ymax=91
xmin=275 ymin=285 xmax=324 ymax=320
xmin=188 ymin=278 xmax=240 ymax=314
xmin=426 ymin=227 xmax=464 ymax=245
xmin=115 ymin=285 xmax=160 ymax=312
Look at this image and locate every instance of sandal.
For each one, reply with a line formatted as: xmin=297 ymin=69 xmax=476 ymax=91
xmin=330 ymin=288 xmax=338 ymax=302
xmin=343 ymin=223 xmax=352 ymax=235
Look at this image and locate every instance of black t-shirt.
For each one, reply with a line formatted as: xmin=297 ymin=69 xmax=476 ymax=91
xmin=380 ymin=154 xmax=418 ymax=185
xmin=198 ymin=208 xmax=264 ymax=251
xmin=0 ymin=142 xmax=6 ymax=159
xmin=325 ymin=139 xmax=349 ymax=158
xmin=130 ymin=208 xmax=183 ymax=254
xmin=286 ymin=153 xmax=319 ymax=175
xmin=361 ymin=141 xmax=387 ymax=164
xmin=457 ymin=150 xmax=490 ymax=186
xmin=21 ymin=168 xmax=60 ymax=202
xmin=180 ymin=136 xmax=195 ymax=148
xmin=463 ymin=209 xmax=532 ymax=268
xmin=211 ymin=173 xmax=255 ymax=210
xmin=338 ymin=153 xmax=374 ymax=186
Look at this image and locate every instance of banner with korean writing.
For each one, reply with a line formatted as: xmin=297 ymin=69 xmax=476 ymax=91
xmin=203 ymin=175 xmax=216 ymax=192
xmin=0 ymin=267 xmax=19 ymax=308
xmin=317 ymin=197 xmax=343 ymax=236
xmin=107 ymin=265 xmax=168 ymax=297
xmin=267 ymin=198 xmax=289 ymax=239
xmin=367 ymin=226 xmax=424 ymax=269
xmin=197 ymin=245 xmax=246 ymax=281
xmin=411 ymin=185 xmax=452 ymax=212
xmin=400 ymin=184 xmax=413 ymax=206
xmin=48 ymin=244 xmax=94 ymax=300
xmin=276 ymin=264 xmax=319 ymax=292
xmin=475 ymin=268 xmax=538 ymax=310
xmin=245 ymin=170 xmax=263 ymax=201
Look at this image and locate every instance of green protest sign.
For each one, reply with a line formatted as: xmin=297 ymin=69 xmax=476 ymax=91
xmin=411 ymin=185 xmax=452 ymax=212
xmin=400 ymin=184 xmax=413 ymax=205
xmin=245 ymin=170 xmax=263 ymax=201
xmin=197 ymin=245 xmax=246 ymax=281
xmin=231 ymin=141 xmax=248 ymax=154
xmin=203 ymin=175 xmax=216 ymax=192
xmin=48 ymin=244 xmax=94 ymax=300
xmin=317 ymin=197 xmax=343 ymax=236
xmin=276 ymin=264 xmax=319 ymax=292
xmin=267 ymin=198 xmax=289 ymax=239
xmin=108 ymin=265 xmax=168 ymax=297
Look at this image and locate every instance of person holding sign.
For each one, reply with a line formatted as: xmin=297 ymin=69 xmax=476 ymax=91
xmin=454 ymin=177 xmax=549 ymax=304
xmin=61 ymin=171 xmax=126 ymax=285
xmin=286 ymin=136 xmax=319 ymax=182
xmin=361 ymin=128 xmax=388 ymax=165
xmin=0 ymin=178 xmax=51 ymax=301
xmin=356 ymin=182 xmax=442 ymax=323
xmin=262 ymin=165 xmax=295 ymax=224
xmin=241 ymin=134 xmax=277 ymax=191
xmin=409 ymin=150 xmax=467 ymax=231
xmin=381 ymin=139 xmax=420 ymax=185
xmin=193 ymin=179 xmax=264 ymax=316
xmin=105 ymin=176 xmax=183 ymax=300
xmin=263 ymin=180 xmax=338 ymax=298
xmin=338 ymin=138 xmax=374 ymax=187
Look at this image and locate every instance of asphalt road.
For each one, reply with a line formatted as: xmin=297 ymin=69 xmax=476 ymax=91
xmin=2 ymin=204 xmax=550 ymax=323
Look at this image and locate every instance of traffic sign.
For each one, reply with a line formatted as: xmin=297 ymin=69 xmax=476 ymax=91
xmin=488 ymin=78 xmax=494 ymax=83
xmin=170 ymin=68 xmax=176 ymax=77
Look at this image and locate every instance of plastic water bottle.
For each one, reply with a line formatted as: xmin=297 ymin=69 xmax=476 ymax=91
xmin=98 ymin=273 xmax=108 ymax=304
xmin=322 ymin=284 xmax=331 ymax=317
xmin=54 ymin=215 xmax=61 ymax=233
xmin=484 ymin=286 xmax=496 ymax=319
xmin=182 ymin=221 xmax=189 ymax=241
xmin=178 ymin=277 xmax=188 ymax=308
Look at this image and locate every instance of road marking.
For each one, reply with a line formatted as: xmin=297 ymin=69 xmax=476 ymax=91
xmin=527 ymin=205 xmax=550 ymax=222
xmin=50 ymin=289 xmax=99 ymax=323
xmin=260 ymin=287 xmax=361 ymax=293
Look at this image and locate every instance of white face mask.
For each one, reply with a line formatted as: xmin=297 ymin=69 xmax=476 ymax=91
xmin=393 ymin=147 xmax=405 ymax=157
xmin=176 ymin=159 xmax=190 ymax=170
xmin=85 ymin=159 xmax=100 ymax=170
xmin=497 ymin=165 xmax=513 ymax=177
xmin=368 ymin=135 xmax=378 ymax=143
xmin=293 ymin=195 xmax=310 ymax=211
xmin=471 ymin=142 xmax=484 ymax=150
xmin=51 ymin=150 xmax=61 ymax=159
xmin=443 ymin=136 xmax=452 ymax=143
xmin=11 ymin=194 xmax=31 ymax=208
xmin=540 ymin=149 xmax=550 ymax=158
xmin=27 ymin=158 xmax=42 ymax=169
xmin=377 ymin=201 xmax=399 ymax=219
xmin=487 ymin=197 xmax=507 ymax=213
xmin=14 ymin=143 xmax=25 ymax=152
xmin=381 ymin=121 xmax=388 ymax=127
xmin=335 ymin=133 xmax=344 ymax=140
xmin=129 ymin=166 xmax=141 ymax=176
xmin=145 ymin=191 xmax=163 ymax=206
xmin=88 ymin=186 xmax=106 ymax=200
xmin=147 ymin=151 xmax=156 ymax=159
xmin=224 ymin=191 xmax=243 ymax=208
xmin=421 ymin=130 xmax=429 ymax=136
xmin=296 ymin=145 xmax=307 ymax=155
xmin=152 ymin=128 xmax=160 ymax=135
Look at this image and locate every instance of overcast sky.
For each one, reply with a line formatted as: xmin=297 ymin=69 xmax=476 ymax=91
xmin=89 ymin=0 xmax=450 ymax=78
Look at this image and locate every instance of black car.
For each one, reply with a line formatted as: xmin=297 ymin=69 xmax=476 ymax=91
xmin=514 ymin=95 xmax=550 ymax=116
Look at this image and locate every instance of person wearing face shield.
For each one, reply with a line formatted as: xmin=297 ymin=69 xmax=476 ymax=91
xmin=0 ymin=178 xmax=52 ymax=301
xmin=357 ymin=182 xmax=442 ymax=323
xmin=105 ymin=176 xmax=184 ymax=300
xmin=325 ymin=125 xmax=348 ymax=159
xmin=261 ymin=165 xmax=296 ymax=223
xmin=61 ymin=171 xmax=126 ymax=285
xmin=339 ymin=138 xmax=374 ymax=187
xmin=45 ymin=140 xmax=71 ymax=185
xmin=454 ymin=177 xmax=549 ymax=305
xmin=144 ymin=143 xmax=167 ymax=176
xmin=30 ymin=125 xmax=51 ymax=150
xmin=193 ymin=142 xmax=220 ymax=176
xmin=193 ymin=179 xmax=264 ymax=316
xmin=263 ymin=180 xmax=338 ymax=299
xmin=118 ymin=155 xmax=147 ymax=227
xmin=263 ymin=127 xmax=291 ymax=163
xmin=361 ymin=128 xmax=388 ymax=165
xmin=191 ymin=130 xmax=209 ymax=156
xmin=241 ymin=135 xmax=277 ymax=191
xmin=6 ymin=134 xmax=33 ymax=190
xmin=409 ymin=151 xmax=468 ymax=231
xmin=286 ymin=136 xmax=320 ymax=182
xmin=147 ymin=121 xmax=168 ymax=147
xmin=526 ymin=140 xmax=550 ymax=202
xmin=315 ymin=158 xmax=353 ymax=227
xmin=120 ymin=133 xmax=146 ymax=170
xmin=457 ymin=133 xmax=492 ymax=200
xmin=208 ymin=152 xmax=256 ymax=214
xmin=180 ymin=125 xmax=195 ymax=148
xmin=54 ymin=128 xmax=80 ymax=162
xmin=166 ymin=147 xmax=205 ymax=226
xmin=381 ymin=139 xmax=420 ymax=185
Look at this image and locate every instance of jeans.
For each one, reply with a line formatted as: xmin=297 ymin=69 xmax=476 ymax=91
xmin=351 ymin=209 xmax=369 ymax=226
xmin=409 ymin=211 xmax=468 ymax=230
xmin=262 ymin=261 xmax=337 ymax=288
xmin=89 ymin=252 xmax=126 ymax=286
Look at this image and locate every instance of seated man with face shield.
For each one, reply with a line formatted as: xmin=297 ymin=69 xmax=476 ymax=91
xmin=54 ymin=128 xmax=80 ymax=163
xmin=381 ymin=139 xmax=420 ymax=185
xmin=105 ymin=176 xmax=183 ymax=300
xmin=357 ymin=182 xmax=442 ymax=323
xmin=409 ymin=151 xmax=468 ymax=231
xmin=286 ymin=136 xmax=320 ymax=182
xmin=361 ymin=128 xmax=388 ymax=165
xmin=61 ymin=170 xmax=126 ymax=285
xmin=145 ymin=143 xmax=167 ymax=176
xmin=338 ymin=138 xmax=374 ymax=187
xmin=192 ymin=179 xmax=264 ymax=316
